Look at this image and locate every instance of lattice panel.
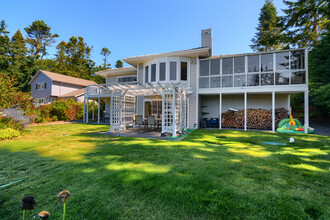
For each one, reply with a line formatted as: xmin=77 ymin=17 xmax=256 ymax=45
xmin=111 ymin=92 xmax=122 ymax=131
xmin=124 ymin=95 xmax=135 ymax=127
xmin=163 ymin=90 xmax=174 ymax=132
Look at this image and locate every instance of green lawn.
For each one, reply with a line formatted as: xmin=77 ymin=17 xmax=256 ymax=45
xmin=0 ymin=124 xmax=329 ymax=219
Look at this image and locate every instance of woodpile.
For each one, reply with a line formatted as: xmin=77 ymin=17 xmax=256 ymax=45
xmin=221 ymin=108 xmax=288 ymax=129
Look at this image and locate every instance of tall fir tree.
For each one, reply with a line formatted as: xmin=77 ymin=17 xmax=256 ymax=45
xmin=282 ymin=0 xmax=328 ymax=47
xmin=115 ymin=60 xmax=123 ymax=68
xmin=250 ymin=0 xmax=284 ymax=52
xmin=0 ymin=20 xmax=11 ymax=72
xmin=24 ymin=20 xmax=59 ymax=59
xmin=100 ymin=47 xmax=111 ymax=68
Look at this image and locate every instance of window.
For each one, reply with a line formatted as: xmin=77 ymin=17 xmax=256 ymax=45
xmin=159 ymin=62 xmax=166 ymax=81
xmin=118 ymin=76 xmax=137 ymax=83
xmin=261 ymin=54 xmax=273 ymax=72
xmin=210 ymin=59 xmax=220 ymax=75
xmin=248 ymin=55 xmax=259 ymax=72
xmin=291 ymin=71 xmax=305 ymax=84
xmin=234 ymin=75 xmax=246 ymax=87
xmin=247 ymin=74 xmax=259 ymax=86
xmin=151 ymin=64 xmax=156 ymax=82
xmin=181 ymin=62 xmax=187 ymax=80
xmin=145 ymin=66 xmax=149 ymax=83
xmin=261 ymin=73 xmax=274 ymax=85
xmin=275 ymin=71 xmax=289 ymax=85
xmin=170 ymin=62 xmax=177 ymax=80
xmin=199 ymin=77 xmax=209 ymax=88
xmin=234 ymin=57 xmax=245 ymax=73
xmin=291 ymin=50 xmax=304 ymax=70
xmin=222 ymin=75 xmax=233 ymax=87
xmin=200 ymin=60 xmax=209 ymax=76
xmin=210 ymin=76 xmax=220 ymax=88
xmin=36 ymin=82 xmax=47 ymax=90
xmin=222 ymin=58 xmax=233 ymax=75
xmin=276 ymin=52 xmax=289 ymax=70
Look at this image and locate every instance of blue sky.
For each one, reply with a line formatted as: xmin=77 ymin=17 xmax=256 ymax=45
xmin=1 ymin=0 xmax=286 ymax=68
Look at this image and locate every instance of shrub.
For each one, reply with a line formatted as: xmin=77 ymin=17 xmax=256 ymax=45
xmin=0 ymin=128 xmax=20 ymax=140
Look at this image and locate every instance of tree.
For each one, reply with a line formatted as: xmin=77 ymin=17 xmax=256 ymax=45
xmin=100 ymin=47 xmax=111 ymax=68
xmin=54 ymin=36 xmax=95 ymax=79
xmin=309 ymin=33 xmax=330 ymax=85
xmin=0 ymin=73 xmax=18 ymax=108
xmin=115 ymin=60 xmax=123 ymax=68
xmin=282 ymin=0 xmax=328 ymax=47
xmin=0 ymin=20 xmax=9 ymax=36
xmin=0 ymin=20 xmax=11 ymax=72
xmin=24 ymin=20 xmax=59 ymax=59
xmin=250 ymin=0 xmax=285 ymax=52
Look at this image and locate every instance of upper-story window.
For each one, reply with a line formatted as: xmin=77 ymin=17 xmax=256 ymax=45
xmin=144 ymin=57 xmax=189 ymax=84
xmin=118 ymin=76 xmax=137 ymax=84
xmin=36 ymin=82 xmax=47 ymax=90
xmin=199 ymin=49 xmax=306 ymax=89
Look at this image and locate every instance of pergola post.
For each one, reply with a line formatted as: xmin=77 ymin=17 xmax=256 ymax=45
xmin=86 ymin=97 xmax=89 ymax=123
xmin=98 ymin=96 xmax=100 ymax=124
xmin=304 ymin=90 xmax=309 ymax=134
xmin=244 ymin=92 xmax=247 ymax=131
xmin=110 ymin=93 xmax=113 ymax=132
xmin=92 ymin=100 xmax=95 ymax=121
xmin=272 ymin=91 xmax=275 ymax=132
xmin=172 ymin=90 xmax=176 ymax=137
xmin=161 ymin=92 xmax=165 ymax=137
xmin=118 ymin=93 xmax=122 ymax=134
xmin=219 ymin=93 xmax=222 ymax=129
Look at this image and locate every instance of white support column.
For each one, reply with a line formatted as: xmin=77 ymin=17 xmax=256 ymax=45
xmin=83 ymin=94 xmax=86 ymax=122
xmin=288 ymin=95 xmax=291 ymax=112
xmin=161 ymin=92 xmax=165 ymax=137
xmin=244 ymin=92 xmax=247 ymax=131
xmin=118 ymin=94 xmax=122 ymax=134
xmin=272 ymin=91 xmax=275 ymax=132
xmin=92 ymin=100 xmax=95 ymax=121
xmin=97 ymin=96 xmax=100 ymax=124
xmin=110 ymin=93 xmax=113 ymax=132
xmin=172 ymin=90 xmax=176 ymax=137
xmin=219 ymin=93 xmax=222 ymax=129
xmin=304 ymin=90 xmax=309 ymax=134
xmin=86 ymin=97 xmax=89 ymax=123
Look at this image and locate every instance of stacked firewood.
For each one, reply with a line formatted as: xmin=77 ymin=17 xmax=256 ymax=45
xmin=221 ymin=108 xmax=288 ymax=129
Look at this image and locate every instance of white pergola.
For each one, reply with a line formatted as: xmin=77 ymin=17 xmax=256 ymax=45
xmin=83 ymin=82 xmax=192 ymax=137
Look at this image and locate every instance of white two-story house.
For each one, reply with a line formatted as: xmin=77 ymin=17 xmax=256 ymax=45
xmin=84 ymin=29 xmax=309 ymax=136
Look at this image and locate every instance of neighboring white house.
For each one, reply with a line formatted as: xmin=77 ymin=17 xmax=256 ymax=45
xmin=28 ymin=70 xmax=96 ymax=106
xmin=84 ymin=29 xmax=309 ymax=136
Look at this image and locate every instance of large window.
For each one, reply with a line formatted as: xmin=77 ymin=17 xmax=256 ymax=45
xmin=210 ymin=59 xmax=220 ymax=75
xmin=145 ymin=66 xmax=149 ymax=83
xmin=222 ymin=58 xmax=233 ymax=75
xmin=159 ymin=62 xmax=166 ymax=81
xmin=151 ymin=64 xmax=156 ymax=82
xmin=181 ymin=62 xmax=187 ymax=80
xmin=36 ymin=82 xmax=47 ymax=90
xmin=199 ymin=49 xmax=306 ymax=89
xmin=118 ymin=76 xmax=137 ymax=83
xmin=170 ymin=62 xmax=177 ymax=80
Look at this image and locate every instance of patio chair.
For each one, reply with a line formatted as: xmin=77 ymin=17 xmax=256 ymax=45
xmin=147 ymin=115 xmax=156 ymax=130
xmin=135 ymin=115 xmax=144 ymax=130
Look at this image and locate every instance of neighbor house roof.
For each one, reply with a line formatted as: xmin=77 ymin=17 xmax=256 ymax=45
xmin=28 ymin=70 xmax=96 ymax=87
xmin=123 ymin=47 xmax=210 ymax=67
xmin=60 ymin=88 xmax=85 ymax=98
xmin=95 ymin=67 xmax=137 ymax=78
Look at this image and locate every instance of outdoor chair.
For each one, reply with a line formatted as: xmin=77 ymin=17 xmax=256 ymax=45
xmin=147 ymin=115 xmax=156 ymax=130
xmin=135 ymin=115 xmax=145 ymax=130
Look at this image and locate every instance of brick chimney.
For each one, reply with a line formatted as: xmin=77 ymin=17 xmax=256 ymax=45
xmin=201 ymin=28 xmax=212 ymax=56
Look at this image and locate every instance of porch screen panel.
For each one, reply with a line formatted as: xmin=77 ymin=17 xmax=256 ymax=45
xmin=163 ymin=90 xmax=174 ymax=133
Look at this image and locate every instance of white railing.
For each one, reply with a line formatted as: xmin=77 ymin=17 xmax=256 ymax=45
xmin=86 ymin=82 xmax=138 ymax=96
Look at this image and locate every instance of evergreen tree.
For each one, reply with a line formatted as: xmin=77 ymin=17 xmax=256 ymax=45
xmin=24 ymin=20 xmax=59 ymax=59
xmin=0 ymin=20 xmax=11 ymax=72
xmin=54 ymin=36 xmax=95 ymax=79
xmin=100 ymin=47 xmax=111 ymax=68
xmin=250 ymin=0 xmax=284 ymax=52
xmin=115 ymin=60 xmax=123 ymax=68
xmin=282 ymin=0 xmax=328 ymax=47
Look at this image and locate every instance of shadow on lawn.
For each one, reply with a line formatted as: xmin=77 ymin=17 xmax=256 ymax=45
xmin=0 ymin=127 xmax=329 ymax=219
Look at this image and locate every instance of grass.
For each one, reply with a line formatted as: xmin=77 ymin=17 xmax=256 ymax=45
xmin=0 ymin=124 xmax=329 ymax=219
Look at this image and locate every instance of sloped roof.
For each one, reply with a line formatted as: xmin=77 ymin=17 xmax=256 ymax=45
xmin=60 ymin=88 xmax=85 ymax=98
xmin=28 ymin=70 xmax=96 ymax=87
xmin=95 ymin=67 xmax=137 ymax=78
